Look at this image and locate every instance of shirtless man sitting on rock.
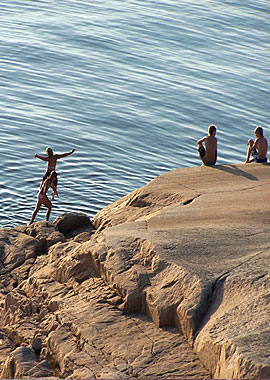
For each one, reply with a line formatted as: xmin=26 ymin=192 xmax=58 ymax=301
xmin=197 ymin=124 xmax=217 ymax=166
xmin=245 ymin=126 xmax=268 ymax=164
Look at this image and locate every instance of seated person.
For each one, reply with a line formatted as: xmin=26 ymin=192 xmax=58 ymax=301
xmin=197 ymin=125 xmax=217 ymax=166
xmin=245 ymin=126 xmax=268 ymax=163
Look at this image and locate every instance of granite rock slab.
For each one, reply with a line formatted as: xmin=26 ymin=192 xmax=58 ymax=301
xmin=1 ymin=164 xmax=270 ymax=379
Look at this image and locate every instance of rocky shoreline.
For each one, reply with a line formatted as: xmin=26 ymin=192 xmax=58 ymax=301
xmin=0 ymin=163 xmax=269 ymax=379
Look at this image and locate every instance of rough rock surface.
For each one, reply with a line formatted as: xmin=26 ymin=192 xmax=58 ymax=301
xmin=1 ymin=165 xmax=270 ymax=379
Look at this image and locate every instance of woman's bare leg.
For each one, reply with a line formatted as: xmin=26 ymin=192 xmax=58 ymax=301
xmin=43 ymin=196 xmax=52 ymax=221
xmin=46 ymin=207 xmax=52 ymax=221
xmin=29 ymin=201 xmax=42 ymax=225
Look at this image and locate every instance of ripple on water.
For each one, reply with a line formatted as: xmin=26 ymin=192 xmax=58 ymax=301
xmin=0 ymin=0 xmax=268 ymax=228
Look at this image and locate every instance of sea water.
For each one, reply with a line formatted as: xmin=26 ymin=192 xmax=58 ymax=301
xmin=0 ymin=0 xmax=269 ymax=228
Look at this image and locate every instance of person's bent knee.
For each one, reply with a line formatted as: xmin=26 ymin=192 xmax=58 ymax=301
xmin=198 ymin=146 xmax=206 ymax=159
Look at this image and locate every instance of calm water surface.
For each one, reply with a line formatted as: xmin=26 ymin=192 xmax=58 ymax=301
xmin=0 ymin=0 xmax=269 ymax=228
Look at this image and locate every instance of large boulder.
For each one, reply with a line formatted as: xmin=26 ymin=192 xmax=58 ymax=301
xmin=54 ymin=212 xmax=93 ymax=236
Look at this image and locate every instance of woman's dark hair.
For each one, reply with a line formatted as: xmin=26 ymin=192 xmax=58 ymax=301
xmin=49 ymin=171 xmax=58 ymax=187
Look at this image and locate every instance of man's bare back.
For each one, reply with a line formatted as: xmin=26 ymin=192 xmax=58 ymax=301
xmin=197 ymin=125 xmax=217 ymax=166
xmin=254 ymin=136 xmax=268 ymax=159
xmin=204 ymin=135 xmax=218 ymax=162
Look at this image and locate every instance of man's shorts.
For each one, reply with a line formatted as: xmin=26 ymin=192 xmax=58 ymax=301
xmin=198 ymin=146 xmax=216 ymax=166
xmin=252 ymin=149 xmax=267 ymax=163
